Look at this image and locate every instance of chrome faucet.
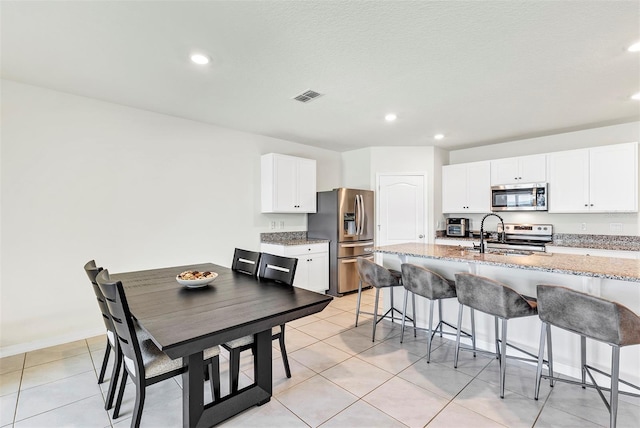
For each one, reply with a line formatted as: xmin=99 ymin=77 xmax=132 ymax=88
xmin=479 ymin=213 xmax=505 ymax=253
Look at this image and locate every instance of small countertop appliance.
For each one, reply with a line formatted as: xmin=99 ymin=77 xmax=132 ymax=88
xmin=446 ymin=218 xmax=469 ymax=237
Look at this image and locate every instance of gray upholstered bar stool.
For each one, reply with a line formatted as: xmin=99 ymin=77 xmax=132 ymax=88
xmin=535 ymin=284 xmax=640 ymax=428
xmin=355 ymin=257 xmax=409 ymax=341
xmin=400 ymin=263 xmax=473 ymax=362
xmin=454 ymin=272 xmax=547 ymax=398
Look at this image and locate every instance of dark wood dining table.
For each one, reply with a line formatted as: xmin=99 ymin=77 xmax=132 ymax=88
xmin=111 ymin=262 xmax=332 ymax=427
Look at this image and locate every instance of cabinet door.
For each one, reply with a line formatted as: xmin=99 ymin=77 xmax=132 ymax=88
xmin=491 ymin=154 xmax=546 ymax=185
xmin=465 ymin=161 xmax=491 ymax=212
xmin=273 ymin=155 xmax=298 ymax=211
xmin=442 ymin=164 xmax=468 ymax=213
xmin=296 ymin=158 xmax=317 ymax=212
xmin=589 ymin=142 xmax=638 ymax=212
xmin=306 ymin=252 xmax=328 ymax=293
xmin=291 ymin=256 xmax=309 ymax=290
xmin=547 ymin=149 xmax=589 ymax=212
xmin=490 ymin=158 xmax=520 ymax=185
xmin=518 ymin=154 xmax=547 ymax=183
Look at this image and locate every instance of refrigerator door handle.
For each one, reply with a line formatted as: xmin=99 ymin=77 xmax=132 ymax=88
xmin=357 ymin=194 xmax=364 ymax=235
xmin=354 ymin=194 xmax=361 ymax=236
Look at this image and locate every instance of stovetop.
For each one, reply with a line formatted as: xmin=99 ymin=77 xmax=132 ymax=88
xmin=487 ymin=223 xmax=553 ymax=252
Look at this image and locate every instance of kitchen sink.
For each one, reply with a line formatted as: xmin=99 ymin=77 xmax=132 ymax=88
xmin=464 ymin=248 xmax=534 ymax=257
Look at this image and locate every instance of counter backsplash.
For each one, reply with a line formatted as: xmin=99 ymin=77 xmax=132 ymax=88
xmin=260 ymin=231 xmax=307 ymax=242
xmin=552 ymin=233 xmax=640 ymax=251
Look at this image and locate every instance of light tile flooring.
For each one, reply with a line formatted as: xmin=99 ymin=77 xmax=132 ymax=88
xmin=2 ymin=288 xmax=639 ymax=427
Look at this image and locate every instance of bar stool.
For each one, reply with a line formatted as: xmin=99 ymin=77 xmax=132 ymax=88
xmin=400 ymin=263 xmax=473 ymax=362
xmin=454 ymin=272 xmax=548 ymax=398
xmin=355 ymin=258 xmax=409 ymax=341
xmin=535 ymin=284 xmax=640 ymax=428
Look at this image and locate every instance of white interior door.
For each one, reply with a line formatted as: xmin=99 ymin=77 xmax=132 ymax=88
xmin=377 ymin=174 xmax=427 ymax=247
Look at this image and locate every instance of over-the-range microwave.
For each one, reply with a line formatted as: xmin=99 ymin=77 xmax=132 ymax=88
xmin=491 ymin=182 xmax=547 ymax=211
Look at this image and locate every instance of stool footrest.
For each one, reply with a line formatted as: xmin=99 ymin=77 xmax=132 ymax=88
xmin=541 ymin=372 xmax=640 ymax=400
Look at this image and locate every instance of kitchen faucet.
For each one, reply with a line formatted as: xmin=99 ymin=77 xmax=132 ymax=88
xmin=478 ymin=213 xmax=505 ymax=254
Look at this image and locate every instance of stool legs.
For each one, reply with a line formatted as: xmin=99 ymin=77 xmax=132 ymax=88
xmin=438 ymin=300 xmax=444 ymax=338
xmin=372 ymin=287 xmax=381 ymax=341
xmin=427 ymin=300 xmax=435 ymax=363
xmin=400 ymin=289 xmax=409 ymax=342
xmin=494 ymin=317 xmax=500 ymax=359
xmin=412 ymin=293 xmax=417 ymax=336
xmin=454 ymin=303 xmax=463 ymax=368
xmin=611 ymin=345 xmax=620 ymax=428
xmin=454 ymin=303 xmax=477 ymax=368
xmin=581 ymin=335 xmax=587 ymax=388
xmin=499 ymin=318 xmax=508 ymax=398
xmin=535 ymin=322 xmax=546 ymax=400
xmin=355 ymin=280 xmax=363 ymax=327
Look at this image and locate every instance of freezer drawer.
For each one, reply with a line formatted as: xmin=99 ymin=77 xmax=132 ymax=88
xmin=337 ymin=241 xmax=374 ymax=258
xmin=337 ymin=255 xmax=374 ymax=294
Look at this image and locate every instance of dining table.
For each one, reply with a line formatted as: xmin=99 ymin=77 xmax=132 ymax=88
xmin=111 ymin=262 xmax=332 ymax=427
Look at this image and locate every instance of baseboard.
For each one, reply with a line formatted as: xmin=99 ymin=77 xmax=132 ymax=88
xmin=0 ymin=327 xmax=105 ymax=358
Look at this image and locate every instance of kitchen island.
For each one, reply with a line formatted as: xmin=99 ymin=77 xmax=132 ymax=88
xmin=370 ymin=243 xmax=640 ymax=390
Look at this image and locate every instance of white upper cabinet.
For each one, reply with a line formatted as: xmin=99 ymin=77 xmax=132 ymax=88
xmin=490 ymin=154 xmax=547 ymax=185
xmin=442 ymin=161 xmax=491 ymax=213
xmin=547 ymin=142 xmax=638 ymax=213
xmin=261 ymin=153 xmax=317 ymax=213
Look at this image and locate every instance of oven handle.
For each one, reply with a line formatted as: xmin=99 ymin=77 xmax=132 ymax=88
xmin=340 ymin=242 xmax=372 ymax=248
xmin=340 ymin=255 xmax=374 ymax=263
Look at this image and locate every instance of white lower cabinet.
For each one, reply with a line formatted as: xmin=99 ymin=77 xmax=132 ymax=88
xmin=260 ymin=242 xmax=329 ymax=293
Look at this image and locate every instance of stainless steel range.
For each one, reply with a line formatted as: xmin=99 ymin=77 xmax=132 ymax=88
xmin=487 ymin=223 xmax=553 ymax=253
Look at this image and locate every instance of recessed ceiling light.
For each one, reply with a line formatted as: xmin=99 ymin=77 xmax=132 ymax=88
xmin=190 ymin=54 xmax=210 ymax=65
xmin=632 ymin=92 xmax=640 ymax=100
xmin=385 ymin=113 xmax=397 ymax=122
xmin=434 ymin=134 xmax=445 ymax=140
xmin=628 ymin=42 xmax=640 ymax=52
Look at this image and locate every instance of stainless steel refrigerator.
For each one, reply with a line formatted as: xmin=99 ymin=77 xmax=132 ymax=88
xmin=307 ymin=188 xmax=374 ymax=296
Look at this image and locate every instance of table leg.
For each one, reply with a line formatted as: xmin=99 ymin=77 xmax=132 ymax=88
xmin=254 ymin=329 xmax=272 ymax=405
xmin=183 ymin=351 xmax=204 ymax=428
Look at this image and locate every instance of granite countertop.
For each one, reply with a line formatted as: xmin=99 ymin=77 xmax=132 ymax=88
xmin=371 ymin=243 xmax=640 ymax=283
xmin=261 ymin=238 xmax=330 ymax=246
xmin=260 ymin=231 xmax=329 ymax=246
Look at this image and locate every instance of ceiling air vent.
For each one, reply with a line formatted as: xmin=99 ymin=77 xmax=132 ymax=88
xmin=292 ymin=89 xmax=323 ymax=103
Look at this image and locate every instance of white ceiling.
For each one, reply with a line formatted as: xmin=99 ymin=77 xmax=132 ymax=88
xmin=2 ymin=1 xmax=639 ymax=152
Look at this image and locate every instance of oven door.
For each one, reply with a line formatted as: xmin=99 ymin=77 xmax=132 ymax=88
xmin=338 ymin=254 xmax=374 ymax=294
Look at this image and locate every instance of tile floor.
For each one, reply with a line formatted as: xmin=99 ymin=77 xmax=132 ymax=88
xmin=1 ymin=288 xmax=639 ymax=427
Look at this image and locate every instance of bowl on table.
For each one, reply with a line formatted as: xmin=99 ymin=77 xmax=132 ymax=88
xmin=176 ymin=270 xmax=218 ymax=288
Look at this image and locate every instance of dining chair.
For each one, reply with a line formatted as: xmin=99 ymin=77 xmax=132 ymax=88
xmin=231 ymin=247 xmax=261 ymax=276
xmin=84 ymin=260 xmax=124 ymax=411
xmin=95 ymin=269 xmax=221 ymax=428
xmin=223 ymin=252 xmax=297 ymax=392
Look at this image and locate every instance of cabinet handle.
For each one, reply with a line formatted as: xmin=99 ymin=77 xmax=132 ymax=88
xmin=585 ymin=204 xmax=588 ymax=207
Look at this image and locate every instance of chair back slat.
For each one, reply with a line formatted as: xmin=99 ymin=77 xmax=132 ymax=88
xmin=96 ymin=269 xmax=144 ymax=379
xmin=232 ymin=248 xmax=261 ymax=276
xmin=258 ymin=253 xmax=297 ymax=286
xmin=84 ymin=260 xmax=117 ymax=340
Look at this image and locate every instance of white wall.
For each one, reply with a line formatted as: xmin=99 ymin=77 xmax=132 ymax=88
xmin=0 ymin=80 xmax=341 ymax=355
xmin=341 ymin=146 xmax=446 ymax=242
xmin=447 ymin=123 xmax=640 ymax=235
